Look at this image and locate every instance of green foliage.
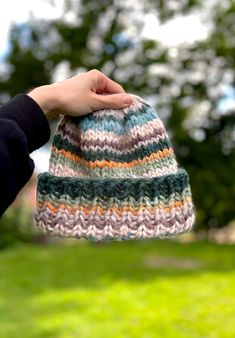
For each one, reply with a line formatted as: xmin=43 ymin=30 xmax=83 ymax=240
xmin=0 ymin=0 xmax=234 ymax=230
xmin=0 ymin=240 xmax=235 ymax=337
xmin=0 ymin=23 xmax=51 ymax=97
xmin=0 ymin=202 xmax=37 ymax=249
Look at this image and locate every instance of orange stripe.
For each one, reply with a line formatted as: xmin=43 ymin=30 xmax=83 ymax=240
xmin=51 ymin=146 xmax=174 ymax=169
xmin=37 ymin=197 xmax=192 ymax=216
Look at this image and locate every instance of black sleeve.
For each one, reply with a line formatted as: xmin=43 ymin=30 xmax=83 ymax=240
xmin=0 ymin=94 xmax=51 ymax=216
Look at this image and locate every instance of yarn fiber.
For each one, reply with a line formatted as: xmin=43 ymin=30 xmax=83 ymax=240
xmin=35 ymin=95 xmax=195 ymax=240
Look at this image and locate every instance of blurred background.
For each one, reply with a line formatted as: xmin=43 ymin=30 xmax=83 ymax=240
xmin=0 ymin=0 xmax=235 ymax=337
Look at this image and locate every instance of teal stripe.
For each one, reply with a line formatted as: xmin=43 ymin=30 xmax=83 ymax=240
xmin=69 ymin=105 xmax=158 ymax=134
xmin=52 ymin=134 xmax=172 ymax=162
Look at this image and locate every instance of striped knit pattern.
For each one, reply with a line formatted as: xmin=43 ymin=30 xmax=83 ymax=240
xmin=35 ymin=95 xmax=195 ymax=240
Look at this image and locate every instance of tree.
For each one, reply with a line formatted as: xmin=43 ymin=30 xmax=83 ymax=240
xmin=0 ymin=0 xmax=234 ymax=231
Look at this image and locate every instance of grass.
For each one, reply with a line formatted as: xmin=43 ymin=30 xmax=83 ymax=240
xmin=0 ymin=238 xmax=235 ymax=338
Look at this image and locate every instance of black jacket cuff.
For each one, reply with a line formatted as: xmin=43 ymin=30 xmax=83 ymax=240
xmin=0 ymin=93 xmax=51 ymax=152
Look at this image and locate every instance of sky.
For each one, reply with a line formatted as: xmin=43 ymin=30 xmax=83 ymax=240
xmin=0 ymin=0 xmax=65 ymax=60
xmin=0 ymin=0 xmax=209 ymax=59
xmin=0 ymin=0 xmax=210 ymax=172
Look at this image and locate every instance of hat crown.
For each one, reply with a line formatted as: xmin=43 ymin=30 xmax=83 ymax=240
xmin=49 ymin=95 xmax=178 ymax=179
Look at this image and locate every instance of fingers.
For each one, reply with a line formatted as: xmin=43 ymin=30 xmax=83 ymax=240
xmin=100 ymin=74 xmax=125 ymax=94
xmin=88 ymin=69 xmax=133 ymax=110
xmin=89 ymin=69 xmax=125 ymax=94
xmin=92 ymin=93 xmax=133 ymax=110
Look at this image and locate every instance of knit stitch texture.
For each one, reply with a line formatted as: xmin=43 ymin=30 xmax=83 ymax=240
xmin=35 ymin=95 xmax=195 ymax=240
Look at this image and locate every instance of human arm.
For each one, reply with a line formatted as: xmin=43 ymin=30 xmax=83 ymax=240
xmin=0 ymin=69 xmax=133 ymax=216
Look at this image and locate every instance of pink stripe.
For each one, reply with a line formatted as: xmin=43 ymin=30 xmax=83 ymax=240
xmin=35 ymin=203 xmax=195 ymax=237
xmin=57 ymin=130 xmax=168 ymax=155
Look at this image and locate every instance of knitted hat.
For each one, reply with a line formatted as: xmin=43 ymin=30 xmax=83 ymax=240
xmin=35 ymin=95 xmax=195 ymax=240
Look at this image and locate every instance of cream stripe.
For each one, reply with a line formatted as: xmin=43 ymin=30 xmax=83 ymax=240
xmin=49 ymin=162 xmax=178 ymax=178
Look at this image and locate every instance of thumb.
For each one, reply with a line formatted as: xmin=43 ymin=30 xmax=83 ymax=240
xmin=93 ymin=93 xmax=133 ymax=110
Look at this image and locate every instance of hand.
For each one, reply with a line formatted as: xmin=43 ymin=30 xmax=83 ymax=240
xmin=28 ymin=69 xmax=133 ymax=119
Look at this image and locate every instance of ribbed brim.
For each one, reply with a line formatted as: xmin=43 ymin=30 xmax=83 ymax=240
xmin=35 ymin=168 xmax=195 ymax=241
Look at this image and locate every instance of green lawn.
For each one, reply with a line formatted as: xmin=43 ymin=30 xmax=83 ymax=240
xmin=0 ymin=239 xmax=234 ymax=338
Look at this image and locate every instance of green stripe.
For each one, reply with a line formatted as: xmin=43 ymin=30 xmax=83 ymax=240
xmin=37 ymin=187 xmax=192 ymax=209
xmin=53 ymin=134 xmax=172 ymax=162
xmin=37 ymin=169 xmax=190 ymax=201
xmin=49 ymin=151 xmax=177 ymax=177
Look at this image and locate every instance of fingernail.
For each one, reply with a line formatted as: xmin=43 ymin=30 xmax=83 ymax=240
xmin=122 ymin=94 xmax=133 ymax=105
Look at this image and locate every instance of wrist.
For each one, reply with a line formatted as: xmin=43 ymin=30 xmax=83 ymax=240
xmin=27 ymin=85 xmax=60 ymax=119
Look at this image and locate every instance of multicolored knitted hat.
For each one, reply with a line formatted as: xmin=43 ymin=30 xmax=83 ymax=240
xmin=35 ymin=95 xmax=195 ymax=240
